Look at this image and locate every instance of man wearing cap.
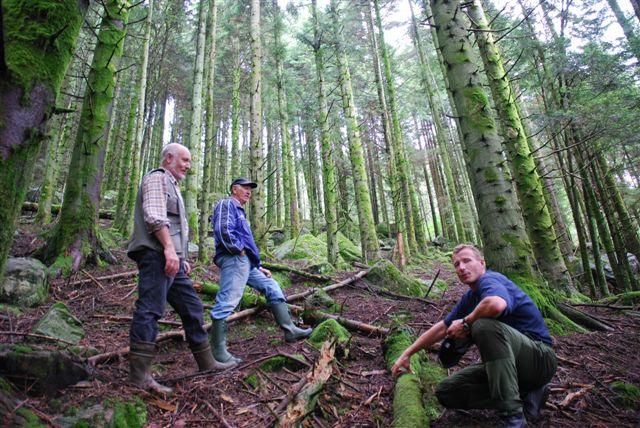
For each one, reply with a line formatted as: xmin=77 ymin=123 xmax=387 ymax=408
xmin=208 ymin=177 xmax=312 ymax=365
xmin=391 ymin=244 xmax=556 ymax=428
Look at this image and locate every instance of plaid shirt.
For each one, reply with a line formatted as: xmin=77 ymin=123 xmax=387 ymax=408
xmin=141 ymin=169 xmax=179 ymax=233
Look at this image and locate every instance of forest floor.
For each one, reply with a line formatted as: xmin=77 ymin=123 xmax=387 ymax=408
xmin=2 ymin=217 xmax=640 ymax=427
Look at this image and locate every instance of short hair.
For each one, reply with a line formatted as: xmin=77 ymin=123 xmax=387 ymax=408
xmin=452 ymin=244 xmax=484 ymax=260
xmin=161 ymin=143 xmax=188 ymax=160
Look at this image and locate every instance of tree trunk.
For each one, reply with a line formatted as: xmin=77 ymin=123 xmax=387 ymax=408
xmin=606 ymin=0 xmax=640 ymax=66
xmin=330 ymin=0 xmax=379 ymax=263
xmin=0 ymin=0 xmax=88 ymax=280
xmin=468 ymin=1 xmax=571 ymax=291
xmin=310 ymin=0 xmax=339 ymax=266
xmin=430 ymin=0 xmax=534 ymax=276
xmin=40 ymin=0 xmax=128 ymax=271
xmin=197 ymin=0 xmax=218 ymax=263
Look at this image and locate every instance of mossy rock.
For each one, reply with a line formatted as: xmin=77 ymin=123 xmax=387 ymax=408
xmin=369 ymin=259 xmax=427 ymax=297
xmin=611 ymin=381 xmax=640 ymax=409
xmin=32 ymin=301 xmax=84 ymax=345
xmin=54 ymin=396 xmax=147 ymax=428
xmin=0 ymin=257 xmax=49 ymax=307
xmin=308 ymin=319 xmax=351 ymax=358
xmin=317 ymin=231 xmax=362 ymax=262
xmin=0 ymin=345 xmax=89 ymax=395
xmin=304 ymin=289 xmax=339 ymax=312
xmin=273 ymin=234 xmax=344 ymax=273
xmin=259 ymin=355 xmax=307 ymax=372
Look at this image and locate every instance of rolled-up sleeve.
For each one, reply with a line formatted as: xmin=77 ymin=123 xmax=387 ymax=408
xmin=213 ymin=199 xmax=244 ymax=253
xmin=141 ymin=172 xmax=170 ymax=233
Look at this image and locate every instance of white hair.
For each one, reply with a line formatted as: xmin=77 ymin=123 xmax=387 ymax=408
xmin=161 ymin=143 xmax=189 ymax=159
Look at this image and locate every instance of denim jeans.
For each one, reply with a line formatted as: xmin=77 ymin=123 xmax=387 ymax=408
xmin=129 ymin=249 xmax=208 ymax=346
xmin=210 ymin=253 xmax=286 ymax=320
xmin=435 ymin=318 xmax=557 ymax=415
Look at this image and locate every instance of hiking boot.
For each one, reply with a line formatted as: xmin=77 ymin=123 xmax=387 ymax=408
xmin=129 ymin=341 xmax=173 ymax=395
xmin=499 ymin=412 xmax=527 ymax=428
xmin=269 ymin=302 xmax=313 ymax=343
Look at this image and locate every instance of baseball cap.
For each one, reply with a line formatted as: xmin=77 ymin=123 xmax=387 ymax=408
xmin=438 ymin=337 xmax=472 ymax=368
xmin=230 ymin=177 xmax=258 ymax=191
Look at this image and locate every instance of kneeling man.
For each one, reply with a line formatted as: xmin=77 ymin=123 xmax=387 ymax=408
xmin=391 ymin=244 xmax=557 ymax=427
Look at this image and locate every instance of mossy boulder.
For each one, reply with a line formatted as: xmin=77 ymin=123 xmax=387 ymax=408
xmin=32 ymin=302 xmax=84 ymax=345
xmin=304 ymin=289 xmax=339 ymax=312
xmin=308 ymin=319 xmax=351 ymax=358
xmin=0 ymin=345 xmax=88 ymax=395
xmin=369 ymin=259 xmax=427 ymax=297
xmin=0 ymin=383 xmax=47 ymax=427
xmin=54 ymin=396 xmax=147 ymax=428
xmin=317 ymin=231 xmax=362 ymax=262
xmin=273 ymin=234 xmax=344 ymax=274
xmin=0 ymin=258 xmax=49 ymax=307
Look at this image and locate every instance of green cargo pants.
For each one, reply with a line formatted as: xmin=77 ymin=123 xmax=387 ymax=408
xmin=435 ymin=318 xmax=556 ymax=415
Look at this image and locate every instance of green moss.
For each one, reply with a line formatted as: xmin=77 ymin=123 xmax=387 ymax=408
xmin=462 ymin=87 xmax=496 ymax=131
xmin=494 ymin=195 xmax=507 ymax=207
xmin=393 ymin=373 xmax=428 ymax=427
xmin=0 ymin=304 xmax=22 ymax=316
xmin=308 ymin=319 xmax=351 ymax=357
xmin=271 ymin=271 xmax=291 ymax=289
xmin=484 ymin=168 xmax=499 ymax=183
xmin=243 ymin=373 xmax=260 ymax=389
xmin=610 ymin=381 xmax=640 ymax=409
xmin=50 ymin=255 xmax=74 ymax=277
xmin=260 ymin=354 xmax=307 ymax=372
xmin=16 ymin=408 xmax=46 ymax=428
xmin=0 ymin=376 xmax=13 ymax=393
xmin=368 ymin=259 xmax=426 ymax=297
xmin=107 ymin=396 xmax=147 ymax=428
xmin=383 ymin=328 xmax=421 ymax=373
xmin=10 ymin=344 xmax=35 ymax=354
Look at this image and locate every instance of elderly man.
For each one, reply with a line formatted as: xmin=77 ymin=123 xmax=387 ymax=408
xmin=127 ymin=143 xmax=232 ymax=394
xmin=391 ymin=244 xmax=557 ymax=427
xmin=209 ymin=177 xmax=312 ymax=364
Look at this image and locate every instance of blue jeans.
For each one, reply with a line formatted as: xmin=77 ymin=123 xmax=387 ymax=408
xmin=129 ymin=249 xmax=208 ymax=346
xmin=210 ymin=254 xmax=286 ymax=320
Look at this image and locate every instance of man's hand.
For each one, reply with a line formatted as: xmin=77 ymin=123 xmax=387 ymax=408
xmin=259 ymin=267 xmax=272 ymax=278
xmin=391 ymin=354 xmax=413 ymax=377
xmin=446 ymin=319 xmax=470 ymax=339
xmin=164 ymin=247 xmax=180 ymax=277
xmin=183 ymin=261 xmax=192 ymax=275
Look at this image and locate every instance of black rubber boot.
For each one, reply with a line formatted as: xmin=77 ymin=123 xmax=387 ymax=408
xmin=269 ymin=302 xmax=313 ymax=343
xmin=499 ymin=412 xmax=527 ymax=428
xmin=190 ymin=341 xmax=237 ymax=371
xmin=129 ymin=341 xmax=173 ymax=395
xmin=209 ymin=318 xmax=243 ymax=364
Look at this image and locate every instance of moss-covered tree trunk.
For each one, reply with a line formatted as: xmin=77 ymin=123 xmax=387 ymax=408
xmin=273 ymin=0 xmax=300 ymax=240
xmin=329 ymin=0 xmax=379 ymax=263
xmin=310 ymin=0 xmax=338 ymax=265
xmin=184 ymin=0 xmax=208 ymax=243
xmin=606 ymin=0 xmax=640 ymax=67
xmin=409 ymin=1 xmax=464 ymax=243
xmin=197 ymin=0 xmax=218 ymax=263
xmin=248 ymin=0 xmax=267 ymax=250
xmin=431 ymin=0 xmax=534 ymax=276
xmin=364 ymin=1 xmax=407 ymax=258
xmin=40 ymin=0 xmax=129 ymax=271
xmin=229 ymin=35 xmax=241 ymax=180
xmin=468 ymin=1 xmax=571 ymax=291
xmin=0 ymin=0 xmax=88 ymax=280
xmin=373 ymin=0 xmax=428 ymax=255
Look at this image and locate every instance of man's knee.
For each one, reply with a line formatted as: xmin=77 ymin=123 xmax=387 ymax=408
xmin=435 ymin=378 xmax=459 ymax=408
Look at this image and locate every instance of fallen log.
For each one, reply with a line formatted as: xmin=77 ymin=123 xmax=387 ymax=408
xmin=559 ymin=385 xmax=593 ymax=408
xmin=63 ymin=270 xmax=138 ymax=287
xmin=285 ymin=269 xmax=370 ymax=303
xmin=22 ymin=201 xmax=115 ymax=220
xmin=261 ymin=262 xmax=333 ymax=282
xmin=289 ymin=304 xmax=389 ymax=337
xmin=558 ymin=302 xmax=615 ymax=331
xmin=276 ymin=341 xmax=336 ymax=427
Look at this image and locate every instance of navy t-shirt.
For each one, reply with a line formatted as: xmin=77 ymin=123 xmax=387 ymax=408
xmin=444 ymin=270 xmax=553 ymax=346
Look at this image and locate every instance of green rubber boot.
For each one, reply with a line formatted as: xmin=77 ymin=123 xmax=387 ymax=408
xmin=269 ymin=302 xmax=313 ymax=343
xmin=129 ymin=341 xmax=173 ymax=395
xmin=209 ymin=318 xmax=243 ymax=364
xmin=190 ymin=341 xmax=237 ymax=371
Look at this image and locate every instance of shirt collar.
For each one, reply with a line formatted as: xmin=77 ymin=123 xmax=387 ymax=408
xmin=229 ymin=196 xmax=242 ymax=208
xmin=161 ymin=168 xmax=178 ymax=185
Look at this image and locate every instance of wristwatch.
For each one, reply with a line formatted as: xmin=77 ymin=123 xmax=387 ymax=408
xmin=462 ymin=317 xmax=471 ymax=331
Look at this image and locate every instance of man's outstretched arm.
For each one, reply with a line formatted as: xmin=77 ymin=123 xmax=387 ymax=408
xmin=391 ymin=320 xmax=448 ymax=377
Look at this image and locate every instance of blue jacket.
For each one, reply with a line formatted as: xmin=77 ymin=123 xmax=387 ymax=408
xmin=211 ymin=197 xmax=261 ymax=269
